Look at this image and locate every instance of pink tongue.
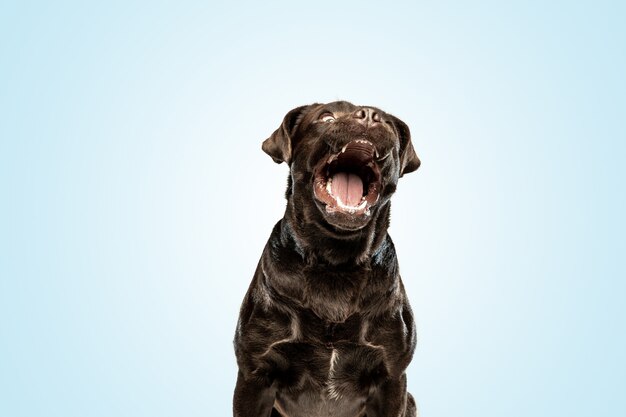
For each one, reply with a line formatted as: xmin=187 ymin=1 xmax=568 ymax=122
xmin=331 ymin=172 xmax=363 ymax=207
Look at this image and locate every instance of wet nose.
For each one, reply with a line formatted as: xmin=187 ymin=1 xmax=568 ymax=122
xmin=353 ymin=107 xmax=382 ymax=127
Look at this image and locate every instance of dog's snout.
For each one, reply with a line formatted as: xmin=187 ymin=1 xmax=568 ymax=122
xmin=353 ymin=107 xmax=382 ymax=127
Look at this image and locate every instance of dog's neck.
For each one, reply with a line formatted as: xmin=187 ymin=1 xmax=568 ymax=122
xmin=282 ymin=200 xmax=392 ymax=266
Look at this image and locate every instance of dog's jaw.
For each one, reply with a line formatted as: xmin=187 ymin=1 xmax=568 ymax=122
xmin=284 ymin=195 xmax=392 ymax=266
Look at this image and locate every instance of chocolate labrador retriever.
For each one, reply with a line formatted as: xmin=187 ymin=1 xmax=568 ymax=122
xmin=233 ymin=101 xmax=420 ymax=417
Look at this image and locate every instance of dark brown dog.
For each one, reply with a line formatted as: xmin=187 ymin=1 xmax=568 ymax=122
xmin=233 ymin=101 xmax=420 ymax=417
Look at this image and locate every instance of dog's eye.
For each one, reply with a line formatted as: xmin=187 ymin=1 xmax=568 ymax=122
xmin=320 ymin=113 xmax=336 ymax=123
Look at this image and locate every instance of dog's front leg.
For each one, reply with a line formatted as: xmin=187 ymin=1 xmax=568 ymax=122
xmin=365 ymin=373 xmax=416 ymax=417
xmin=233 ymin=371 xmax=276 ymax=417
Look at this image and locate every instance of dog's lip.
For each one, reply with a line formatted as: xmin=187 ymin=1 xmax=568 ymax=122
xmin=312 ymin=140 xmax=382 ymax=217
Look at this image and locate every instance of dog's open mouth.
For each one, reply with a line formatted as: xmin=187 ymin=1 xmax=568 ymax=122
xmin=313 ymin=140 xmax=382 ymax=216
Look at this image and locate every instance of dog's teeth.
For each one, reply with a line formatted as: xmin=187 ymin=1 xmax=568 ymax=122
xmin=333 ymin=197 xmax=368 ymax=212
xmin=341 ymin=144 xmax=348 ymax=153
xmin=326 ymin=178 xmax=333 ymax=194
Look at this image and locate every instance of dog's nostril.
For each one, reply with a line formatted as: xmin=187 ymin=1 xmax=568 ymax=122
xmin=354 ymin=109 xmax=366 ymax=119
xmin=353 ymin=108 xmax=382 ymax=125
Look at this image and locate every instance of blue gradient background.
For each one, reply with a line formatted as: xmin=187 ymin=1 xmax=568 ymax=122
xmin=1 ymin=1 xmax=624 ymax=416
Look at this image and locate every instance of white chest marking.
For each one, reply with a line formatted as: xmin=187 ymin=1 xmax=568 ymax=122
xmin=327 ymin=349 xmax=341 ymax=400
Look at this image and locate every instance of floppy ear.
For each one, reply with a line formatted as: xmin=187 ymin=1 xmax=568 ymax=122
xmin=262 ymin=105 xmax=314 ymax=164
xmin=390 ymin=116 xmax=421 ymax=177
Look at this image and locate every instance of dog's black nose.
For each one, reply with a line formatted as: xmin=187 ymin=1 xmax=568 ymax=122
xmin=353 ymin=107 xmax=382 ymax=127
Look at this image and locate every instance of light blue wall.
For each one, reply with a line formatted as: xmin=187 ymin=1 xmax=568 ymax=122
xmin=1 ymin=1 xmax=624 ymax=416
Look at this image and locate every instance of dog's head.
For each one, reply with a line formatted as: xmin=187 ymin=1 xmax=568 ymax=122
xmin=262 ymin=101 xmax=420 ymax=231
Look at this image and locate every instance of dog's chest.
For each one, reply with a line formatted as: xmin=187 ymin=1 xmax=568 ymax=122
xmin=270 ymin=340 xmax=386 ymax=417
xmin=264 ymin=315 xmax=388 ymax=415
